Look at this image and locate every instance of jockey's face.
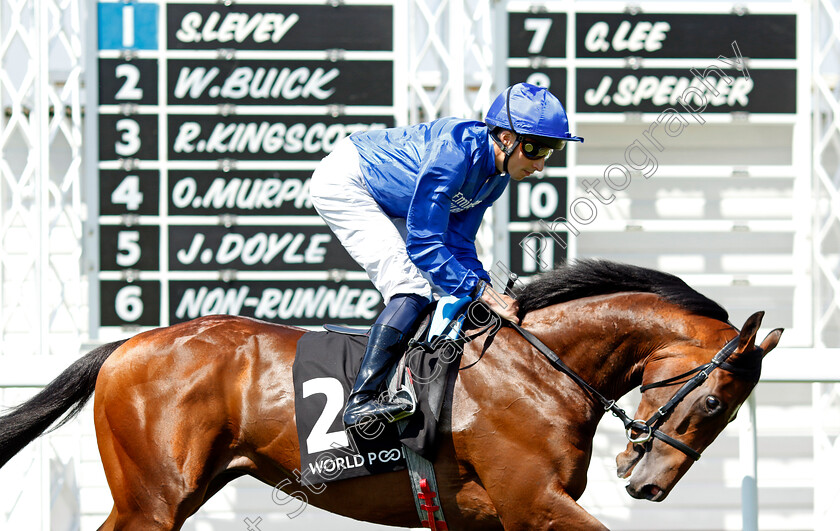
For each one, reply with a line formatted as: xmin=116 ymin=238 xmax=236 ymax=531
xmin=494 ymin=130 xmax=547 ymax=181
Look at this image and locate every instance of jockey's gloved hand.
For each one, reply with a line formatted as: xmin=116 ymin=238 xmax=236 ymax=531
xmin=472 ymin=281 xmax=520 ymax=324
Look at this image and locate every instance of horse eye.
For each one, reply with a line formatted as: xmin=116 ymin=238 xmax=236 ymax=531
xmin=705 ymin=396 xmax=721 ymax=413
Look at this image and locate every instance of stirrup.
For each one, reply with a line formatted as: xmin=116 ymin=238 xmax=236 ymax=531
xmin=385 ymin=384 xmax=417 ymax=422
xmin=385 ymin=350 xmax=419 ymax=422
xmin=344 ymin=397 xmax=415 ymax=427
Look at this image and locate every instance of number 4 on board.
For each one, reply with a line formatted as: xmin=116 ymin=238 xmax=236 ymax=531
xmin=111 ymin=175 xmax=143 ymax=211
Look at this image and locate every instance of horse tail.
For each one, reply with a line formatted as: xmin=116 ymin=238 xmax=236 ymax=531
xmin=0 ymin=339 xmax=127 ymax=469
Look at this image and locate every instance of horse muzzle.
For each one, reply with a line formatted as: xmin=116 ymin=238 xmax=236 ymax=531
xmin=617 ymin=446 xmax=672 ymax=502
xmin=625 ymin=481 xmax=667 ymax=502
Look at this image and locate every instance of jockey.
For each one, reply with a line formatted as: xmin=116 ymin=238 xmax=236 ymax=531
xmin=310 ymin=82 xmax=583 ymax=428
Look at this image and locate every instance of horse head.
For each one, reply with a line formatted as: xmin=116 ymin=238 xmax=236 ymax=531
xmin=616 ymin=310 xmax=783 ymax=501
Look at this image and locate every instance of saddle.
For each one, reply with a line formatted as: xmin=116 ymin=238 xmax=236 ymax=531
xmin=292 ymin=297 xmax=499 ymax=481
xmin=293 ymin=297 xmax=502 ymax=530
xmin=325 ymin=295 xmax=495 ymax=426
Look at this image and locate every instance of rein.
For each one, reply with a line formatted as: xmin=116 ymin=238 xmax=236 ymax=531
xmin=506 ymin=320 xmax=743 ymax=462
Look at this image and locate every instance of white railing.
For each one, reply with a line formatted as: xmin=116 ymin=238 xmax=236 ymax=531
xmin=813 ymin=0 xmax=840 ymax=350
xmin=0 ymin=0 xmax=86 ymax=358
xmin=0 ymin=416 xmax=81 ymax=531
xmin=755 ymin=349 xmax=840 ymax=531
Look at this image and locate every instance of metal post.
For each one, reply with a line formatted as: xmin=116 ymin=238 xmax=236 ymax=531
xmin=34 ymin=0 xmax=49 ymax=359
xmin=449 ymin=0 xmax=466 ymax=117
xmin=491 ymin=0 xmax=509 ymax=272
xmin=740 ymin=393 xmax=758 ymax=531
xmin=40 ymin=438 xmax=50 ymax=531
xmin=84 ymin=0 xmax=102 ymax=340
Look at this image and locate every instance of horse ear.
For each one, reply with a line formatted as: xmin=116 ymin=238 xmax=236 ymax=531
xmin=736 ymin=311 xmax=764 ymax=353
xmin=757 ymin=328 xmax=784 ymax=357
xmin=725 ymin=312 xmax=772 ymax=377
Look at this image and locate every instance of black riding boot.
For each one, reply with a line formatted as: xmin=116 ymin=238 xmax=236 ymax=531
xmin=343 ymin=324 xmax=413 ymax=427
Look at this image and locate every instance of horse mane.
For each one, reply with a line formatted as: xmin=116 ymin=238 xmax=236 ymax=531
xmin=514 ymin=259 xmax=729 ymax=322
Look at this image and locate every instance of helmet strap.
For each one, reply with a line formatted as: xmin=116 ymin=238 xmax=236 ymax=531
xmin=502 ymin=86 xmax=522 ymax=174
xmin=487 ymin=87 xmax=524 ymax=176
xmin=503 ymin=137 xmax=521 ymax=174
xmin=490 ymin=129 xmax=520 ymax=175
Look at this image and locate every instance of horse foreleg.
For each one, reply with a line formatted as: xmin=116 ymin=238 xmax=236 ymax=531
xmin=96 ymin=509 xmax=117 ymax=531
xmin=95 ymin=507 xmax=184 ymax=531
xmin=475 ymin=462 xmax=608 ymax=531
xmin=488 ymin=484 xmax=607 ymax=531
xmin=96 ymin=509 xmax=191 ymax=531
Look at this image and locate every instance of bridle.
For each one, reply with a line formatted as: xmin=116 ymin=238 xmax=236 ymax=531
xmin=507 ymin=321 xmax=754 ymax=462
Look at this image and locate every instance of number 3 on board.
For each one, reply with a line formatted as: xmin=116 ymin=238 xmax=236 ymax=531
xmin=115 ymin=118 xmax=141 ymax=157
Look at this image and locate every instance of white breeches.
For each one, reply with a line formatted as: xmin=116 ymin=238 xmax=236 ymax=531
xmin=309 ymin=138 xmax=434 ymax=305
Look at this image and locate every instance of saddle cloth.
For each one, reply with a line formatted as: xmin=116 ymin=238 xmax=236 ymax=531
xmin=292 ymin=324 xmax=463 ymax=487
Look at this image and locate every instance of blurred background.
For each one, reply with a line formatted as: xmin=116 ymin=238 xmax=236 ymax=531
xmin=0 ymin=0 xmax=838 ymax=529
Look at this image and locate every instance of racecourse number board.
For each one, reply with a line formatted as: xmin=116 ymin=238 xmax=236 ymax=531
xmin=95 ymin=2 xmax=800 ymax=331
xmin=505 ymin=5 xmax=798 ymax=277
xmin=96 ymin=2 xmax=395 ymax=331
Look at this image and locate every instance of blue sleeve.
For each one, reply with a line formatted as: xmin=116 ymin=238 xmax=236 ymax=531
xmin=446 ymin=206 xmax=491 ymax=283
xmin=446 ymin=179 xmax=507 ymax=283
xmin=405 ymin=140 xmax=482 ymax=298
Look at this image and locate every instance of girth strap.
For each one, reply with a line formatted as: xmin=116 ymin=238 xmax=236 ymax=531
xmin=401 ymin=436 xmax=448 ymax=528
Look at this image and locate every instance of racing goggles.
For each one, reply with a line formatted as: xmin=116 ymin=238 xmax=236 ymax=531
xmin=520 ymin=137 xmax=564 ymax=160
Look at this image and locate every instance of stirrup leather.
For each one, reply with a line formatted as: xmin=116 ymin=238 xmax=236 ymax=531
xmin=384 ymin=349 xmax=418 ymax=422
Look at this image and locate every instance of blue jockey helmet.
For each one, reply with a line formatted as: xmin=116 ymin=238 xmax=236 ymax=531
xmin=485 ymin=83 xmax=583 ymax=149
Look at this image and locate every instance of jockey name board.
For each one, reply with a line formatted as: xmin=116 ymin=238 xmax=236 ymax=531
xmin=94 ymin=2 xmax=396 ymax=335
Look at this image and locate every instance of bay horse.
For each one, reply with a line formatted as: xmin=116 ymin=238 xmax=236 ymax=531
xmin=0 ymin=261 xmax=782 ymax=530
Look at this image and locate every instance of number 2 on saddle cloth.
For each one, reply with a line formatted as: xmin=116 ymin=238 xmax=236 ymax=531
xmin=293 ymin=294 xmax=500 ymax=487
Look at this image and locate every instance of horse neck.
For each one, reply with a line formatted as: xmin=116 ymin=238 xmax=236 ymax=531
xmin=518 ymin=292 xmax=689 ymax=400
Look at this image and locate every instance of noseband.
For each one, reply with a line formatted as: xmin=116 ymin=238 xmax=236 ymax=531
xmin=508 ymin=321 xmax=747 ymax=462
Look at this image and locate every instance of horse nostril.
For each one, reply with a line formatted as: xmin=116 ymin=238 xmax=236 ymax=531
xmin=640 ymin=483 xmax=664 ymax=501
xmin=625 ymin=482 xmax=665 ymax=501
